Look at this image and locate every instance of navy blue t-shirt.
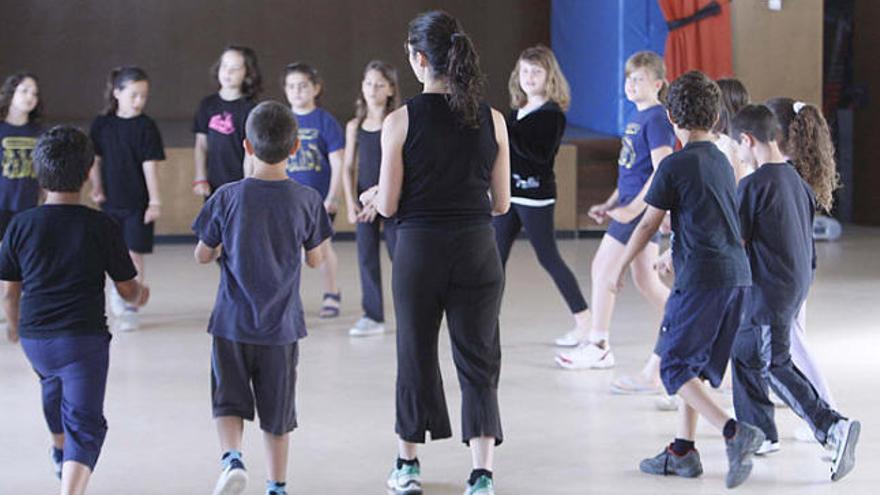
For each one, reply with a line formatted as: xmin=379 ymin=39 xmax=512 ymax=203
xmin=738 ymin=162 xmax=816 ymax=325
xmin=0 ymin=122 xmax=42 ymax=212
xmin=193 ymin=94 xmax=256 ymax=191
xmin=0 ymin=205 xmax=137 ymax=339
xmin=192 ymin=178 xmax=333 ymax=345
xmin=617 ymin=105 xmax=676 ymax=205
xmin=286 ymin=107 xmax=345 ymax=199
xmin=90 ymin=114 xmax=165 ymax=210
xmin=645 ymin=140 xmax=751 ymax=290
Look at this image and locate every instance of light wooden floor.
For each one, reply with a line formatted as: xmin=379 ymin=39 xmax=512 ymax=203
xmin=1 ymin=228 xmax=878 ymax=494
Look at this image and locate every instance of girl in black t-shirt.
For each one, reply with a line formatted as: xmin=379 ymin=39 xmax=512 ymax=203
xmin=192 ymin=46 xmax=261 ymax=196
xmin=341 ymin=60 xmax=401 ymax=336
xmin=88 ymin=66 xmax=165 ymax=332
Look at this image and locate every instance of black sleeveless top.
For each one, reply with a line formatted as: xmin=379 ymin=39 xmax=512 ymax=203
xmin=398 ymin=93 xmax=497 ymax=226
xmin=356 ymin=127 xmax=381 ymax=194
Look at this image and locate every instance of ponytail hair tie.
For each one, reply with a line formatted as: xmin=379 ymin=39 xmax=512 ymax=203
xmin=793 ymin=101 xmax=807 ymax=114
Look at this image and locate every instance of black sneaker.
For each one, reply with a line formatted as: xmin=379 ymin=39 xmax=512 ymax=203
xmin=639 ymin=446 xmax=703 ymax=478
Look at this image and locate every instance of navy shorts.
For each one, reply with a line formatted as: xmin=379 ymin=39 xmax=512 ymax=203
xmin=21 ymin=333 xmax=111 ymax=470
xmin=654 ymin=286 xmax=748 ymax=395
xmin=102 ymin=207 xmax=154 ymax=254
xmin=606 ymin=210 xmax=660 ymax=245
xmin=211 ymin=336 xmax=299 ymax=435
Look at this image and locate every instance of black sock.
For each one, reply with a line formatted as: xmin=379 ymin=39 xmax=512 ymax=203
xmin=396 ymin=457 xmax=419 ymax=469
xmin=670 ymin=438 xmax=695 ymax=455
xmin=468 ymin=469 xmax=493 ymax=486
xmin=723 ymin=419 xmax=738 ymax=440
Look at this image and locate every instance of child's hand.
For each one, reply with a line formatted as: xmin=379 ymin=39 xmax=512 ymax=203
xmin=135 ymin=284 xmax=150 ymax=307
xmin=90 ymin=189 xmax=106 ymax=205
xmin=346 ymin=203 xmax=360 ymax=224
xmin=192 ymin=181 xmax=211 ymax=197
xmin=5 ymin=325 xmax=18 ymax=343
xmin=143 ymin=204 xmax=161 ymax=224
xmin=588 ymin=203 xmax=608 ymax=224
xmin=654 ymin=249 xmax=674 ymax=277
xmin=357 ymin=203 xmax=378 ymax=224
xmin=324 ymin=199 xmax=338 ymax=215
xmin=359 ymin=186 xmax=379 ymax=207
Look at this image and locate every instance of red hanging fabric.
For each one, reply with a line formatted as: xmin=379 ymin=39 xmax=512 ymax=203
xmin=658 ymin=0 xmax=733 ymax=81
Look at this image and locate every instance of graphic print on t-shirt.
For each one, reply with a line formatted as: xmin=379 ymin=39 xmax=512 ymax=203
xmin=287 ymin=128 xmax=322 ymax=173
xmin=618 ymin=122 xmax=640 ymax=170
xmin=208 ymin=112 xmax=235 ymax=135
xmin=2 ymin=136 xmax=37 ymax=179
xmin=512 ymin=173 xmax=540 ymax=190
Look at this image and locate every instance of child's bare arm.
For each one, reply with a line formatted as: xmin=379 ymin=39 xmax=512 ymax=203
xmin=89 ymin=156 xmax=106 ymax=204
xmin=341 ymin=120 xmax=360 ymax=224
xmin=142 ymin=160 xmax=162 ymax=224
xmin=326 ymin=150 xmax=344 ymax=214
xmin=305 ymin=240 xmax=328 ymax=268
xmin=489 ymin=108 xmax=511 ymax=216
xmin=194 ymin=240 xmax=221 ymax=264
xmin=193 ymin=133 xmax=211 ymax=196
xmin=115 ymin=278 xmax=150 ymax=307
xmin=3 ymin=281 xmax=21 ymax=342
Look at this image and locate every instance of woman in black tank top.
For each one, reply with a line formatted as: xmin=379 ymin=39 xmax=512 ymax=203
xmin=359 ymin=10 xmax=510 ymax=495
xmin=341 ymin=61 xmax=401 ymax=337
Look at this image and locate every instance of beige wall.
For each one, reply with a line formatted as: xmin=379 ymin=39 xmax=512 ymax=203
xmin=731 ymin=0 xmax=823 ymax=105
xmin=151 ymin=144 xmax=580 ymax=236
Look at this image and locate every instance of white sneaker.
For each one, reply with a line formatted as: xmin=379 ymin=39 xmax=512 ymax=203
xmin=654 ymin=394 xmax=679 ymax=411
xmin=554 ymin=328 xmax=586 ymax=347
xmin=212 ymin=457 xmax=248 ymax=495
xmin=555 ymin=342 xmax=615 ymax=369
xmin=349 ymin=317 xmax=385 ymax=337
xmin=108 ymin=287 xmax=126 ymax=317
xmin=828 ymin=419 xmax=860 ymax=481
xmin=755 ymin=440 xmax=781 ymax=456
xmin=116 ymin=309 xmax=139 ymax=332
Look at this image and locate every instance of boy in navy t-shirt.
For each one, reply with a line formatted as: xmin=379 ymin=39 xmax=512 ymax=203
xmin=192 ymin=101 xmax=332 ymax=495
xmin=729 ymin=104 xmax=859 ymax=482
xmin=0 ymin=126 xmax=148 ymax=491
xmin=607 ymin=71 xmax=762 ymax=489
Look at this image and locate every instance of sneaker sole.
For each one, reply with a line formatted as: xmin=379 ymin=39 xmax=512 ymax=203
xmin=609 ymin=382 xmax=661 ymax=395
xmin=349 ymin=328 xmax=386 ymax=337
xmin=554 ymin=339 xmax=581 ymax=347
xmin=831 ymin=420 xmax=860 ymax=482
xmin=213 ymin=469 xmax=248 ymax=495
xmin=386 ymin=484 xmax=422 ymax=495
xmin=554 ymin=355 xmax=614 ymax=370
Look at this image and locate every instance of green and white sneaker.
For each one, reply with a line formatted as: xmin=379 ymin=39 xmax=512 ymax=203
xmin=464 ymin=475 xmax=494 ymax=495
xmin=387 ymin=461 xmax=422 ymax=495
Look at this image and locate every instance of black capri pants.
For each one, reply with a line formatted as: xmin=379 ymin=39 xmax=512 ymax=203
xmin=392 ymin=222 xmax=504 ymax=445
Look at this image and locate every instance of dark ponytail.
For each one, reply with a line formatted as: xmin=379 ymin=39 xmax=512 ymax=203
xmin=407 ymin=10 xmax=485 ymax=128
xmin=104 ymin=66 xmax=149 ymax=116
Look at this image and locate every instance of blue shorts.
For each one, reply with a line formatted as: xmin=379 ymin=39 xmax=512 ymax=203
xmin=654 ymin=286 xmax=749 ymax=394
xmin=605 ymin=210 xmax=660 ymax=245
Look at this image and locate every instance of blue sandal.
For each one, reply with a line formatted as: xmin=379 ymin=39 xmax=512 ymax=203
xmin=319 ymin=292 xmax=341 ymax=318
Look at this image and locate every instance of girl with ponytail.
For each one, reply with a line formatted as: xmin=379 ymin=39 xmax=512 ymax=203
xmin=359 ymin=10 xmax=510 ymax=495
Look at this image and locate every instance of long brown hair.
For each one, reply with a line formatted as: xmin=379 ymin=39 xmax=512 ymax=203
xmin=0 ymin=72 xmax=43 ymax=124
xmin=713 ymin=78 xmax=749 ymax=135
xmin=103 ymin=66 xmax=148 ymax=116
xmin=212 ymin=45 xmax=262 ymax=99
xmin=355 ymin=60 xmax=400 ymax=126
xmin=508 ymin=45 xmax=570 ymax=111
xmin=766 ymin=97 xmax=840 ymax=211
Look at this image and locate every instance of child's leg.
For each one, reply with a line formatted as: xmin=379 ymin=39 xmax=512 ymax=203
xmin=677 ymin=402 xmax=699 ymax=441
xmin=628 ymin=242 xmax=670 ymax=311
xmin=789 ymin=302 xmax=836 ymax=407
xmin=216 ymin=416 xmax=244 ymax=452
xmin=491 ymin=205 xmax=521 ymax=268
xmin=319 ymin=241 xmax=339 ymax=295
xmin=589 ymin=234 xmax=626 ymax=342
xmin=60 ymin=461 xmax=92 ymax=495
xmin=263 ymin=432 xmax=290 ymax=483
xmin=129 ymin=251 xmax=145 ymax=283
xmin=730 ymin=327 xmax=779 ymax=442
xmin=518 ymin=205 xmax=589 ymax=325
xmin=356 ymin=219 xmax=384 ymax=322
xmin=469 ymin=436 xmax=495 ymax=470
xmin=677 ymin=378 xmax=731 ymax=430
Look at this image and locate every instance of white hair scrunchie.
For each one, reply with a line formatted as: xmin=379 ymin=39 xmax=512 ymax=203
xmin=793 ymin=101 xmax=807 ymax=114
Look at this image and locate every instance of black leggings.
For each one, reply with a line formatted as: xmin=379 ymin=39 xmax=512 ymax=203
xmin=492 ymin=203 xmax=588 ymax=313
xmin=393 ymin=223 xmax=504 ymax=445
xmin=356 ymin=217 xmax=397 ymax=322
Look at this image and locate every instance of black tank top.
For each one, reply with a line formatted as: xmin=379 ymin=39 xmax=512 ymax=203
xmin=356 ymin=127 xmax=381 ymax=194
xmin=398 ymin=93 xmax=497 ymax=225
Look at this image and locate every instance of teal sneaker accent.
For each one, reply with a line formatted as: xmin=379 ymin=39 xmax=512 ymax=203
xmin=464 ymin=475 xmax=495 ymax=495
xmin=386 ymin=462 xmax=422 ymax=495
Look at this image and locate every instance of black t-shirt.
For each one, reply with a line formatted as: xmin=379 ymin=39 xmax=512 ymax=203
xmin=738 ymin=162 xmax=816 ymax=325
xmin=90 ymin=114 xmax=165 ymax=210
xmin=192 ymin=94 xmax=256 ymax=191
xmin=645 ymin=140 xmax=751 ymax=290
xmin=0 ymin=205 xmax=138 ymax=338
xmin=399 ymin=93 xmax=498 ymax=226
xmin=507 ymin=101 xmax=566 ymax=201
xmin=356 ymin=127 xmax=381 ymax=195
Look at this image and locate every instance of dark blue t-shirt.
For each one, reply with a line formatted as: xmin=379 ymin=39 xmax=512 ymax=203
xmin=192 ymin=178 xmax=333 ymax=345
xmin=738 ymin=162 xmax=816 ymax=325
xmin=0 ymin=122 xmax=42 ymax=212
xmin=90 ymin=114 xmax=165 ymax=210
xmin=0 ymin=205 xmax=137 ymax=339
xmin=617 ymin=105 xmax=676 ymax=205
xmin=645 ymin=140 xmax=751 ymax=290
xmin=286 ymin=108 xmax=344 ymax=199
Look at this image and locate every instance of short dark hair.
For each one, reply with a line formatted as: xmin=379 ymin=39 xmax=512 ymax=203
xmin=245 ymin=101 xmax=298 ymax=164
xmin=33 ymin=126 xmax=94 ymax=192
xmin=666 ymin=71 xmax=721 ymax=131
xmin=731 ymin=104 xmax=780 ymax=144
